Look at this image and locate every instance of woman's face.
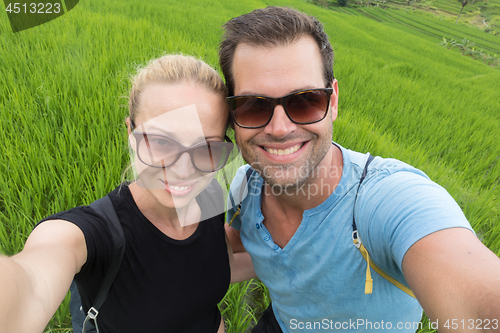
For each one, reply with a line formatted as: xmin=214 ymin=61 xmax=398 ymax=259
xmin=129 ymin=81 xmax=228 ymax=211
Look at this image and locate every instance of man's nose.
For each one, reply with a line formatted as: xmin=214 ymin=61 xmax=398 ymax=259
xmin=263 ymin=105 xmax=297 ymax=138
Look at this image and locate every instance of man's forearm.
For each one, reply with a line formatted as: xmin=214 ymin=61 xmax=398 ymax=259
xmin=225 ymin=224 xmax=246 ymax=253
xmin=231 ymin=252 xmax=256 ymax=283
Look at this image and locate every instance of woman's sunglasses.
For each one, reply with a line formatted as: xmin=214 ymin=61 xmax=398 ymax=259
xmin=131 ymin=132 xmax=235 ymax=172
xmin=227 ymin=88 xmax=333 ymax=129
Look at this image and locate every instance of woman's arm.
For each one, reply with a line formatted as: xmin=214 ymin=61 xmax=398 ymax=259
xmin=225 ymin=227 xmax=256 ymax=283
xmin=0 ymin=220 xmax=87 ymax=333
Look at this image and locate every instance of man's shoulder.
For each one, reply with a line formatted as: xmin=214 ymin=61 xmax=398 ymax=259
xmin=227 ymin=164 xmax=255 ymax=210
xmin=341 ymin=146 xmax=429 ymax=183
xmin=229 ymin=164 xmax=254 ymax=191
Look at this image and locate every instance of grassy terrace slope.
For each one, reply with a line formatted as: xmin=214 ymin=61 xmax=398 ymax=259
xmin=331 ymin=0 xmax=500 ymax=34
xmin=1 ymin=0 xmax=499 ymax=332
xmin=327 ymin=0 xmax=500 ymax=58
xmin=338 ymin=7 xmax=500 ymax=53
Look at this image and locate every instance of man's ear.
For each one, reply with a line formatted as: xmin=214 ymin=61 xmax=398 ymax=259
xmin=330 ymin=79 xmax=339 ymax=122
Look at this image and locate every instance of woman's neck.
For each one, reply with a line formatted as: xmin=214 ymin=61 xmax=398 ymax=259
xmin=128 ymin=182 xmax=201 ymax=238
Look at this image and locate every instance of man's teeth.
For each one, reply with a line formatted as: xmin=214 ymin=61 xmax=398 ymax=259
xmin=169 ymin=185 xmax=192 ymax=191
xmin=266 ymin=144 xmax=301 ymax=156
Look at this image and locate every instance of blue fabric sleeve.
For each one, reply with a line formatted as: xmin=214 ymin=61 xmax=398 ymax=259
xmin=356 ymin=171 xmax=473 ymax=283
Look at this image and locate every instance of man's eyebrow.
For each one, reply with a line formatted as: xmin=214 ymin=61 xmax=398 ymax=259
xmin=236 ymin=86 xmax=320 ymax=96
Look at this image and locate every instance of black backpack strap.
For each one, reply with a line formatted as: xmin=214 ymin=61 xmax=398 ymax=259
xmin=242 ymin=167 xmax=254 ymax=195
xmin=228 ymin=166 xmax=254 ymax=226
xmin=351 ymin=154 xmax=416 ymax=298
xmin=352 ymin=154 xmax=375 ymax=236
xmin=83 ymin=195 xmax=126 ymax=333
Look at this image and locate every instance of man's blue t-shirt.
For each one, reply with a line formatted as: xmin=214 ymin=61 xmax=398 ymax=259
xmin=227 ymin=143 xmax=473 ymax=333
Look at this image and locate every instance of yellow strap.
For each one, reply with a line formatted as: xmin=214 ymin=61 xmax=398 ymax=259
xmin=354 ymin=239 xmax=416 ymax=298
xmin=228 ymin=207 xmax=240 ymax=226
xmin=363 ymin=245 xmax=373 ymax=294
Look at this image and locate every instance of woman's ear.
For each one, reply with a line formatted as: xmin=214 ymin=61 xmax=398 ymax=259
xmin=126 ymin=117 xmax=132 ymax=135
xmin=126 ymin=117 xmax=136 ymax=151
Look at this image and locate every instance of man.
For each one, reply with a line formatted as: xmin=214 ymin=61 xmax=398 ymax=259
xmin=220 ymin=6 xmax=500 ymax=333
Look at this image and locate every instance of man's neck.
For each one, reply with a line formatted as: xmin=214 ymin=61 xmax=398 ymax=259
xmin=260 ymin=144 xmax=343 ymax=248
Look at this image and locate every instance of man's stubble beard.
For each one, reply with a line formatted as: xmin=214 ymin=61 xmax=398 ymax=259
xmin=236 ymin=130 xmax=333 ymax=191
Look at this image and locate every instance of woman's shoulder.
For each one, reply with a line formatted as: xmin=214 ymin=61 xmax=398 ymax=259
xmin=38 ymin=182 xmax=130 ymax=227
xmin=37 ymin=205 xmax=103 ymax=230
xmin=36 ymin=183 xmax=131 ymax=275
xmin=197 ymin=179 xmax=225 ymax=223
xmin=204 ymin=178 xmax=224 ymax=199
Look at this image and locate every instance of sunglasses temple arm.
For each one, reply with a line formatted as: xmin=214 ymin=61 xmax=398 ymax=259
xmin=208 ymin=145 xmax=215 ymax=171
xmin=138 ymin=125 xmax=156 ymax=164
xmin=141 ymin=133 xmax=156 ymax=164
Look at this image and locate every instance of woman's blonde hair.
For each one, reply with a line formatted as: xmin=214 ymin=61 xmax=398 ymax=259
xmin=128 ymin=54 xmax=227 ymax=124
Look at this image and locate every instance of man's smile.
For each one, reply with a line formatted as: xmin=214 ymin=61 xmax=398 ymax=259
xmin=262 ymin=142 xmax=306 ymax=156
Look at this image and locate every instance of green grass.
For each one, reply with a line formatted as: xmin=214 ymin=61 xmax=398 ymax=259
xmin=0 ymin=0 xmax=499 ymax=332
xmin=378 ymin=9 xmax=499 ymax=51
xmin=328 ymin=4 xmax=500 ymax=51
xmin=328 ymin=0 xmax=500 ymax=36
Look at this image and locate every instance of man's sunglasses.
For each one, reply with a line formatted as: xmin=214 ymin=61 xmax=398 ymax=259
xmin=227 ymin=88 xmax=333 ymax=129
xmin=131 ymin=132 xmax=235 ymax=172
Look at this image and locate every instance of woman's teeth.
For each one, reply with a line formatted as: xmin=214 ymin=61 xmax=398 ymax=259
xmin=169 ymin=185 xmax=191 ymax=191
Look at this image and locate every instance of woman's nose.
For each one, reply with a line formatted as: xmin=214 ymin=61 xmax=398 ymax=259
xmin=168 ymin=152 xmax=197 ymax=178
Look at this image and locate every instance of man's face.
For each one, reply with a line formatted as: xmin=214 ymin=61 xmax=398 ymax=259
xmin=231 ymin=36 xmax=339 ymax=189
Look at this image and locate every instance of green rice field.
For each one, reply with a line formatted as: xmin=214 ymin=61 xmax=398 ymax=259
xmin=330 ymin=0 xmax=500 ymax=30
xmin=332 ymin=6 xmax=500 ymax=53
xmin=0 ymin=0 xmax=499 ymax=332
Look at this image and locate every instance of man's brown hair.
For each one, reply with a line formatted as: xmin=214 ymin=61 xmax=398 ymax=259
xmin=219 ymin=6 xmax=334 ymax=96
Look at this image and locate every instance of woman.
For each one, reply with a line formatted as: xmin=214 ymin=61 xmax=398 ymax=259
xmin=0 ymin=55 xmax=255 ymax=333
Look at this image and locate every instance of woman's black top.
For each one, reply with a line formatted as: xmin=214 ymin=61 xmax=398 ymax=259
xmin=39 ymin=180 xmax=230 ymax=333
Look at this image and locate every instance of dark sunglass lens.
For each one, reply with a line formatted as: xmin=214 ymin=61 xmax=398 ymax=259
xmin=139 ymin=134 xmax=179 ymax=166
xmin=193 ymin=143 xmax=232 ymax=171
xmin=286 ymin=90 xmax=329 ymax=124
xmin=233 ymin=97 xmax=273 ymax=128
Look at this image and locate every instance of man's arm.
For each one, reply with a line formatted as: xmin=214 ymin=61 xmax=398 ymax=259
xmin=225 ymin=223 xmax=246 ymax=253
xmin=402 ymin=227 xmax=500 ymax=332
xmin=225 ymin=225 xmax=256 ymax=283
